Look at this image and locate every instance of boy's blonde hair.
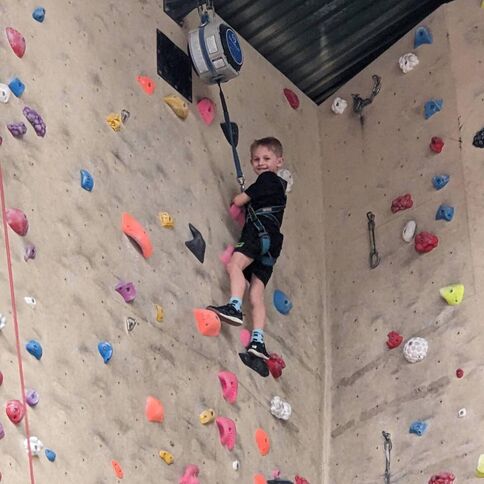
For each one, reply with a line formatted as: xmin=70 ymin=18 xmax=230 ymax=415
xmin=250 ymin=137 xmax=283 ymax=158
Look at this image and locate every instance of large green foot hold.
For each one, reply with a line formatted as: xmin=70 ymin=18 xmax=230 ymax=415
xmin=239 ymin=352 xmax=269 ymax=378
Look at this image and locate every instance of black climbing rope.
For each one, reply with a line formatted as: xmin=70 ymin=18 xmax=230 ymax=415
xmin=382 ymin=431 xmax=392 ymax=484
xmin=367 ymin=211 xmax=380 ymax=269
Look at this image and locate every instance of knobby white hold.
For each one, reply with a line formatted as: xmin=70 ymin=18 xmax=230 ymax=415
xmin=331 ymin=97 xmax=347 ymax=114
xmin=0 ymin=83 xmax=11 ymax=103
xmin=232 ymin=460 xmax=240 ymax=471
xmin=0 ymin=314 xmax=6 ymax=330
xmin=270 ymin=396 xmax=292 ymax=420
xmin=399 ymin=53 xmax=419 ymax=74
xmin=277 ymin=168 xmax=294 ymax=193
xmin=24 ymin=436 xmax=43 ymax=456
xmin=24 ymin=296 xmax=36 ymax=306
xmin=402 ymin=220 xmax=417 ymax=242
xmin=403 ymin=337 xmax=428 ymax=363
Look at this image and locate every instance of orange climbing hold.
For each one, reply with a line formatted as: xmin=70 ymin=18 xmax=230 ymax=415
xmin=137 ymin=75 xmax=156 ymax=95
xmin=193 ymin=309 xmax=221 ymax=336
xmin=121 ymin=212 xmax=153 ymax=258
xmin=111 ymin=460 xmax=124 ymax=479
xmin=145 ymin=396 xmax=164 ymax=423
xmin=255 ymin=428 xmax=270 ymax=456
xmin=254 ymin=474 xmax=267 ymax=484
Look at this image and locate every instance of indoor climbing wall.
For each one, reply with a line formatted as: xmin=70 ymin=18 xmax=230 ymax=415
xmin=319 ymin=0 xmax=484 ymax=482
xmin=0 ymin=1 xmax=327 ymax=483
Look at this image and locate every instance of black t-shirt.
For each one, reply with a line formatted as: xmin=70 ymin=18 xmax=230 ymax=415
xmin=245 ymin=171 xmax=287 ymax=232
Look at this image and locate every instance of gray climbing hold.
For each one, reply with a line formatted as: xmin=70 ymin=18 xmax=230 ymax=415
xmin=185 ymin=223 xmax=205 ymax=263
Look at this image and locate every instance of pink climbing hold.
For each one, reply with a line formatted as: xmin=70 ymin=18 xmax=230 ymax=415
xmin=115 ymin=281 xmax=136 ymax=303
xmin=218 ymin=371 xmax=238 ymax=404
xmin=6 ymin=399 xmax=25 ymax=425
xmin=386 ymin=331 xmax=403 ymax=349
xmin=229 ymin=203 xmax=245 ymax=228
xmin=219 ymin=244 xmax=234 ymax=267
xmin=295 ymin=476 xmax=310 ymax=484
xmin=456 ymin=368 xmax=464 ymax=378
xmin=6 ymin=27 xmax=26 ymax=58
xmin=216 ymin=416 xmax=237 ymax=451
xmin=428 ymin=472 xmax=455 ymax=484
xmin=430 ymin=136 xmax=444 ymax=153
xmin=283 ymin=88 xmax=300 ymax=109
xmin=415 ymin=231 xmax=438 ymax=253
xmin=197 ymin=98 xmax=216 ymax=125
xmin=267 ymin=353 xmax=286 ymax=379
xmin=239 ymin=328 xmax=251 ymax=348
xmin=179 ymin=465 xmax=200 ymax=484
xmin=391 ymin=193 xmax=413 ymax=213
xmin=6 ymin=208 xmax=29 ymax=236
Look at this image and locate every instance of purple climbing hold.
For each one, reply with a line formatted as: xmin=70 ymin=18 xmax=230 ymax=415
xmin=24 ymin=244 xmax=36 ymax=262
xmin=7 ymin=122 xmax=27 ymax=138
xmin=23 ymin=106 xmax=46 ymax=137
xmin=0 ymin=422 xmax=4 ymax=439
xmin=115 ymin=281 xmax=136 ymax=303
xmin=25 ymin=389 xmax=39 ymax=407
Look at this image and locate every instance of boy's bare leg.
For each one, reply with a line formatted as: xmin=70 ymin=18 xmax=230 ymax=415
xmin=227 ymin=252 xmax=253 ymax=299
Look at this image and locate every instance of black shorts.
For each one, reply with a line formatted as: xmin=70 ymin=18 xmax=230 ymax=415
xmin=233 ymin=223 xmax=284 ymax=286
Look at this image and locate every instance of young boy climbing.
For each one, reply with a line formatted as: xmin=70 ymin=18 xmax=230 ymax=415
xmin=208 ymin=137 xmax=287 ymax=361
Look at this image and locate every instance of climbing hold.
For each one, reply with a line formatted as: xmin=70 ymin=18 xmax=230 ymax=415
xmin=24 ymin=244 xmax=36 ymax=261
xmin=199 ymin=408 xmax=215 ymax=425
xmin=179 ymin=464 xmax=200 ymax=484
xmin=432 ymin=174 xmax=450 ymax=190
xmin=402 ymin=220 xmax=417 ymax=242
xmin=428 ymin=472 xmax=455 ymax=484
xmin=80 ymin=169 xmax=94 ymax=191
xmin=254 ymin=475 xmax=267 ymax=484
xmin=403 ymin=337 xmax=428 ymax=363
xmin=386 ymin=331 xmax=403 ymax=349
xmin=0 ymin=84 xmax=11 ymax=103
xmin=399 ymin=53 xmax=419 ymax=73
xmin=255 ymin=428 xmax=270 ymax=456
xmin=155 ymin=304 xmax=164 ymax=323
xmin=229 ymin=203 xmax=245 ymax=227
xmin=0 ymin=423 xmax=4 ymax=439
xmin=277 ymin=168 xmax=294 ymax=193
xmin=115 ymin=281 xmax=137 ymax=303
xmin=185 ymin=223 xmax=205 ymax=263
xmin=283 ymin=88 xmax=299 ymax=109
xmin=98 ymin=341 xmax=113 ymax=364
xmin=7 ymin=122 xmax=27 ymax=138
xmin=45 ymin=449 xmax=56 ymax=462
xmin=164 ymin=95 xmax=188 ymax=120
xmin=391 ymin=194 xmax=413 ymax=213
xmin=240 ymin=351 xmax=269 ymax=377
xmin=6 ymin=399 xmax=25 ymax=424
xmin=456 ymin=368 xmax=464 ymax=378
xmin=409 ymin=420 xmax=428 ymax=436
xmin=0 ymin=314 xmax=6 ymax=330
xmin=331 ymin=97 xmax=347 ymax=114
xmin=435 ymin=204 xmax=454 ymax=222
xmin=0 ymin=371 xmax=3 ymax=385
xmin=458 ymin=408 xmax=466 ymax=418
xmin=273 ymin=289 xmax=293 ymax=315
xmin=424 ymin=99 xmax=443 ymax=119
xmin=472 ymin=127 xmax=484 ymax=148
xmin=219 ymin=244 xmax=235 ymax=267
xmin=111 ymin=460 xmax=124 ymax=479
xmin=145 ymin=396 xmax=164 ymax=423
xmin=430 ymin=136 xmax=444 ymax=153
xmin=218 ymin=371 xmax=238 ymax=404
xmin=267 ymin=353 xmax=286 ymax=379
xmin=270 ymin=396 xmax=292 ymax=420
xmin=193 ymin=308 xmax=221 ymax=336
xmin=122 ymin=212 xmax=153 ymax=258
xmin=197 ymin=98 xmax=216 ymax=125
xmin=6 ymin=27 xmax=26 ymax=58
xmin=26 ymin=340 xmax=42 ymax=360
xmin=24 ymin=296 xmax=36 ymax=306
xmin=159 ymin=450 xmax=174 ymax=465
xmin=106 ymin=113 xmax=122 ymax=132
xmin=295 ymin=477 xmax=310 ymax=484
xmin=414 ymin=26 xmax=433 ymax=48
xmin=24 ymin=436 xmax=43 ymax=456
xmin=23 ymin=106 xmax=46 ymax=137
xmin=32 ymin=7 xmax=46 ymax=22
xmin=8 ymin=77 xmax=25 ymax=97
xmin=240 ymin=328 xmax=251 ymax=348
xmin=125 ymin=317 xmax=136 ymax=334
xmin=159 ymin=212 xmax=174 ymax=228
xmin=121 ymin=109 xmax=130 ymax=124
xmin=415 ymin=232 xmax=438 ymax=253
xmin=216 ymin=416 xmax=237 ymax=450
xmin=477 ymin=455 xmax=484 ymax=477
xmin=439 ymin=283 xmax=464 ymax=306
xmin=220 ymin=121 xmax=239 ymax=146
xmin=232 ymin=460 xmax=240 ymax=471
xmin=137 ymin=75 xmax=155 ymax=95
xmin=25 ymin=389 xmax=39 ymax=407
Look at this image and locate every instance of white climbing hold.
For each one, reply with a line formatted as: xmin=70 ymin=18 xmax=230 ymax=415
xmin=270 ymin=396 xmax=292 ymax=420
xmin=0 ymin=83 xmax=11 ymax=103
xmin=0 ymin=314 xmax=6 ymax=330
xmin=399 ymin=53 xmax=419 ymax=74
xmin=458 ymin=408 xmax=466 ymax=418
xmin=403 ymin=337 xmax=428 ymax=363
xmin=402 ymin=220 xmax=417 ymax=242
xmin=232 ymin=460 xmax=240 ymax=471
xmin=331 ymin=97 xmax=347 ymax=114
xmin=125 ymin=317 xmax=136 ymax=334
xmin=277 ymin=168 xmax=294 ymax=193
xmin=24 ymin=296 xmax=36 ymax=306
xmin=24 ymin=436 xmax=43 ymax=456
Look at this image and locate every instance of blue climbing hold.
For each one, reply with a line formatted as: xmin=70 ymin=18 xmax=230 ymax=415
xmin=45 ymin=449 xmax=56 ymax=462
xmin=414 ymin=26 xmax=433 ymax=48
xmin=424 ymin=99 xmax=443 ymax=119
xmin=432 ymin=174 xmax=450 ymax=190
xmin=8 ymin=78 xmax=25 ymax=98
xmin=32 ymin=7 xmax=46 ymax=22
xmin=409 ymin=420 xmax=428 ymax=436
xmin=273 ymin=289 xmax=293 ymax=315
xmin=80 ymin=169 xmax=94 ymax=191
xmin=436 ymin=204 xmax=454 ymax=222
xmin=98 ymin=341 xmax=113 ymax=364
xmin=26 ymin=340 xmax=43 ymax=360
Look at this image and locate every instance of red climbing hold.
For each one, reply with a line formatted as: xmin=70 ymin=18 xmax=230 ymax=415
xmin=295 ymin=476 xmax=310 ymax=484
xmin=229 ymin=203 xmax=245 ymax=228
xmin=283 ymin=88 xmax=300 ymax=109
xmin=430 ymin=136 xmax=444 ymax=153
xmin=136 ymin=75 xmax=155 ymax=95
xmin=428 ymin=472 xmax=455 ymax=484
xmin=415 ymin=231 xmax=438 ymax=253
xmin=179 ymin=465 xmax=200 ymax=484
xmin=145 ymin=396 xmax=164 ymax=423
xmin=6 ymin=400 xmax=25 ymax=424
xmin=0 ymin=371 xmax=3 ymax=386
xmin=193 ymin=309 xmax=221 ymax=336
xmin=240 ymin=328 xmax=251 ymax=348
xmin=267 ymin=353 xmax=286 ymax=379
xmin=391 ymin=194 xmax=413 ymax=213
xmin=254 ymin=475 xmax=267 ymax=484
xmin=386 ymin=331 xmax=403 ymax=349
xmin=111 ymin=460 xmax=124 ymax=479
xmin=6 ymin=208 xmax=29 ymax=236
xmin=6 ymin=27 xmax=26 ymax=58
xmin=456 ymin=368 xmax=464 ymax=378
xmin=197 ymin=98 xmax=216 ymax=125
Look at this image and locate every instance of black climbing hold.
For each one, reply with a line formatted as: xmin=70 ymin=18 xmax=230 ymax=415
xmin=268 ymin=481 xmax=293 ymax=484
xmin=239 ymin=352 xmax=269 ymax=378
xmin=472 ymin=128 xmax=484 ymax=148
xmin=185 ymin=223 xmax=206 ymax=263
xmin=220 ymin=121 xmax=239 ymax=147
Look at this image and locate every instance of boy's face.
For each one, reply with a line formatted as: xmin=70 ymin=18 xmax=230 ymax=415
xmin=250 ymin=146 xmax=283 ymax=176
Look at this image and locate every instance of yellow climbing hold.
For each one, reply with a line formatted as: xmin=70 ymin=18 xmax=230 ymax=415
xmin=481 ymin=0 xmax=484 ymax=8
xmin=439 ymin=283 xmax=464 ymax=306
xmin=476 ymin=454 xmax=484 ymax=477
xmin=159 ymin=212 xmax=174 ymax=228
xmin=106 ymin=113 xmax=122 ymax=132
xmin=199 ymin=408 xmax=215 ymax=425
xmin=155 ymin=304 xmax=164 ymax=323
xmin=159 ymin=450 xmax=174 ymax=465
xmin=164 ymin=95 xmax=188 ymax=120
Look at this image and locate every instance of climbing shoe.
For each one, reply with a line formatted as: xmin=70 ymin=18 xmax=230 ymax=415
xmin=239 ymin=352 xmax=269 ymax=378
xmin=206 ymin=303 xmax=243 ymax=326
xmin=247 ymin=340 xmax=270 ymax=360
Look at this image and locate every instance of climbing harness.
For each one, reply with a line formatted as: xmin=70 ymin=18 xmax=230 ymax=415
xmin=382 ymin=431 xmax=392 ymax=484
xmin=367 ymin=211 xmax=380 ymax=269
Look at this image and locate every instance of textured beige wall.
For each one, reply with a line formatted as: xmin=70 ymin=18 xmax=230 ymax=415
xmin=319 ymin=1 xmax=484 ymax=482
xmin=0 ymin=1 xmax=328 ymax=483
